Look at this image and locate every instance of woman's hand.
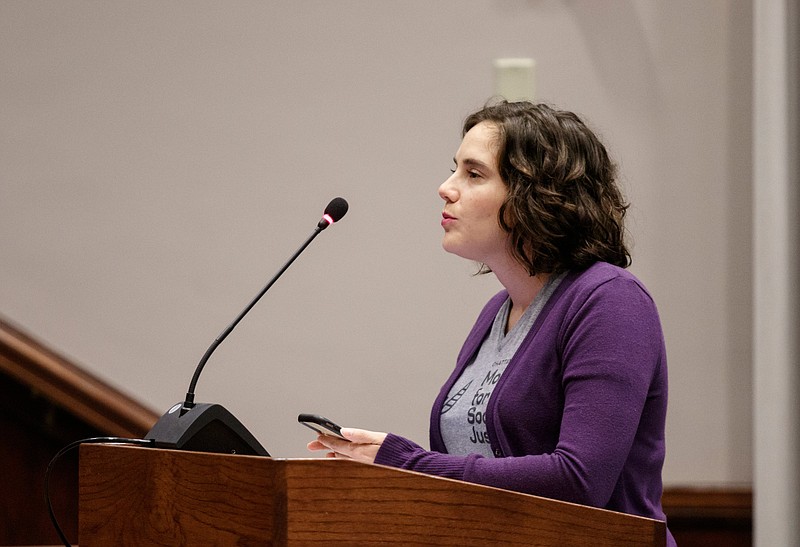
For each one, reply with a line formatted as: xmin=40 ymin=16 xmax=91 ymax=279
xmin=307 ymin=428 xmax=388 ymax=464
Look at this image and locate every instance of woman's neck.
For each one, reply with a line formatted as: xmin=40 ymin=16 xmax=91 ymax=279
xmin=490 ymin=257 xmax=550 ymax=332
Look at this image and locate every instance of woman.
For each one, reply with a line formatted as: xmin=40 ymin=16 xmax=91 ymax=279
xmin=309 ymin=101 xmax=674 ymax=543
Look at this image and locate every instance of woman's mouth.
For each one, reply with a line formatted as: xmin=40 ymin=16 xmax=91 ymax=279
xmin=441 ymin=212 xmax=456 ymax=227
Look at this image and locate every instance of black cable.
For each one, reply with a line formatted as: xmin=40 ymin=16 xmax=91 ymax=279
xmin=45 ymin=436 xmax=155 ymax=546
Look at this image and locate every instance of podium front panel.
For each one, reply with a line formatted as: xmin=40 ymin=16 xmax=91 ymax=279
xmin=79 ymin=444 xmax=665 ymax=546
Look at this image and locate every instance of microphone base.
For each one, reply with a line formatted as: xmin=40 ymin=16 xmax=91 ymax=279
xmin=146 ymin=402 xmax=269 ymax=456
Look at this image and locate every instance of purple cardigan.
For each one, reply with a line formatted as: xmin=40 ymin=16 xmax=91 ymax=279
xmin=375 ymin=263 xmax=674 ymax=542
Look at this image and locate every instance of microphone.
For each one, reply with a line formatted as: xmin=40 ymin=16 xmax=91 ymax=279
xmin=146 ymin=197 xmax=349 ymax=456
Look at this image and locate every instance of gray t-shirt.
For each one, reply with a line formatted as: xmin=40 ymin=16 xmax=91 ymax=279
xmin=439 ymin=274 xmax=564 ymax=456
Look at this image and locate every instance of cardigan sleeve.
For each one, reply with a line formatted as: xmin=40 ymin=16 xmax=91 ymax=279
xmin=374 ymin=433 xmax=481 ymax=479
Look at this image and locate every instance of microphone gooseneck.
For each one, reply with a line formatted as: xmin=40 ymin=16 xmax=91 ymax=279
xmin=182 ymin=197 xmax=349 ymax=409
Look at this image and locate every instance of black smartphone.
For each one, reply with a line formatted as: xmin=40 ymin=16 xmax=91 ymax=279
xmin=298 ymin=413 xmax=348 ymax=440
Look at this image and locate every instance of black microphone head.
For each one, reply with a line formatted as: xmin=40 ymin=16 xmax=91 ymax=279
xmin=318 ymin=197 xmax=349 ymax=229
xmin=325 ymin=197 xmax=349 ymax=222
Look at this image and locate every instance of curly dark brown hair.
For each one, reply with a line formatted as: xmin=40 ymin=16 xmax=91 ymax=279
xmin=463 ymin=100 xmax=631 ymax=275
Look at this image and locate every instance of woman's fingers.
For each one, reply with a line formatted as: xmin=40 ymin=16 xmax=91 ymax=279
xmin=340 ymin=428 xmax=388 ymax=445
xmin=306 ymin=428 xmax=388 ymax=464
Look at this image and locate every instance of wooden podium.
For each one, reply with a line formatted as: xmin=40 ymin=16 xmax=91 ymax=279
xmin=79 ymin=444 xmax=666 ymax=546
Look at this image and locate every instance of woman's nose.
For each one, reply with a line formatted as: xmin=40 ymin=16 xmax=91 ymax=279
xmin=438 ymin=175 xmax=457 ymax=202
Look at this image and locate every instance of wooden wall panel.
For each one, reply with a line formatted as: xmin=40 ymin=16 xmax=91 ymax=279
xmin=0 ymin=317 xmax=159 ymax=545
xmin=663 ymin=487 xmax=752 ymax=547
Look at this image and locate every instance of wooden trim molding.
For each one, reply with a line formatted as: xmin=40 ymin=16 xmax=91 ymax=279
xmin=662 ymin=486 xmax=752 ymax=521
xmin=0 ymin=316 xmax=159 ymax=437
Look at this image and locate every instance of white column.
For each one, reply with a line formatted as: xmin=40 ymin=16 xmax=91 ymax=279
xmin=753 ymin=0 xmax=800 ymax=545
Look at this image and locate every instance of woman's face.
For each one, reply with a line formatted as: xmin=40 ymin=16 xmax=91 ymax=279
xmin=438 ymin=121 xmax=509 ymax=267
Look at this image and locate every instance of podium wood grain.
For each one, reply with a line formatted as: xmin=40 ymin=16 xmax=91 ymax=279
xmin=79 ymin=444 xmax=665 ymax=546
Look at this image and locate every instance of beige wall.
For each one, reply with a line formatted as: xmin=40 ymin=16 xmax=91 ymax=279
xmin=0 ymin=1 xmax=753 ymax=486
